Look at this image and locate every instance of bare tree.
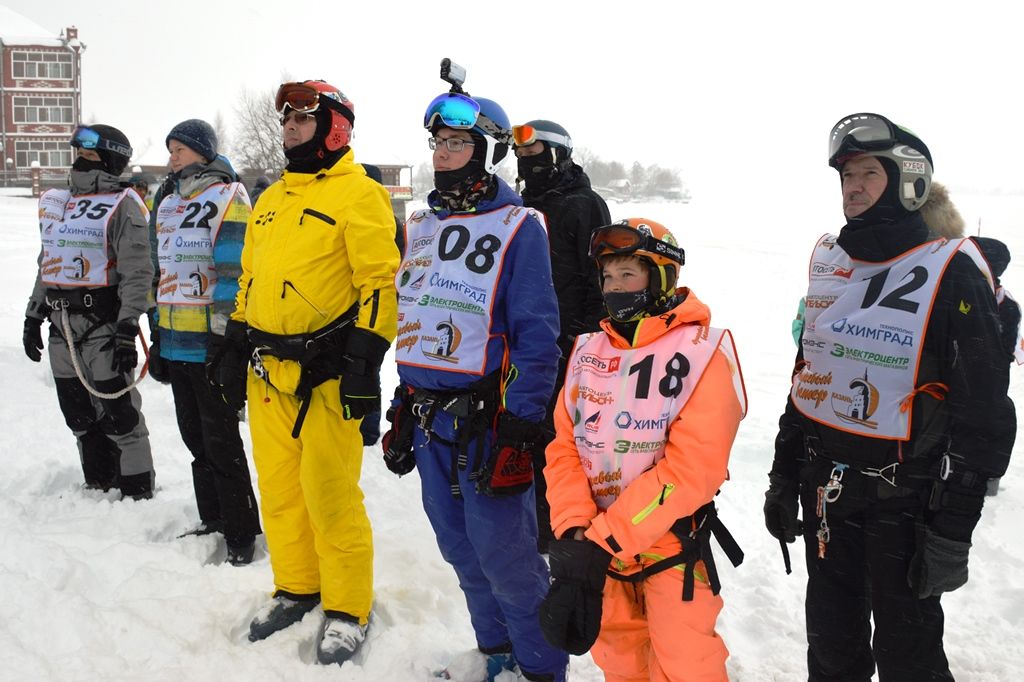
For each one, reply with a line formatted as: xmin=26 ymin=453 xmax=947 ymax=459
xmin=213 ymin=111 xmax=231 ymax=158
xmin=231 ymin=87 xmax=285 ymax=176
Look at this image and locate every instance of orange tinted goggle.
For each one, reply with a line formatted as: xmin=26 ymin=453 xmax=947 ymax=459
xmin=512 ymin=124 xmax=572 ymax=148
xmin=275 ymin=82 xmax=321 ymax=115
xmin=588 ymin=224 xmax=685 ymax=265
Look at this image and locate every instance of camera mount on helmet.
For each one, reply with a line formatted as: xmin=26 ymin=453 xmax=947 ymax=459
xmin=440 ymin=58 xmax=467 ymax=95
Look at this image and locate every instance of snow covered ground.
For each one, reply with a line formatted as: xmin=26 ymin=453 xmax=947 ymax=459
xmin=1 ymin=187 xmax=1022 ymax=681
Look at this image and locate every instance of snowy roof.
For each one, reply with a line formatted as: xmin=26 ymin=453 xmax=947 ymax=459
xmin=0 ymin=5 xmax=63 ymax=46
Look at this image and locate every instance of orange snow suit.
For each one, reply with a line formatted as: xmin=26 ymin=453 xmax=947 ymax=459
xmin=545 ymin=289 xmax=746 ymax=681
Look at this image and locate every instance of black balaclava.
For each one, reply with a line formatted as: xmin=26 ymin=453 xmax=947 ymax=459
xmin=285 ymin=108 xmax=345 ymax=174
xmin=518 ymin=143 xmax=572 ymax=197
xmin=433 ymin=130 xmax=494 ymax=212
xmin=72 ymin=156 xmax=107 ymax=174
xmin=844 ymin=156 xmax=909 ymax=228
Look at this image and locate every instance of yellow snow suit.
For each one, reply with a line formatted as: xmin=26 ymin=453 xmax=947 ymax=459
xmin=233 ymin=150 xmax=399 ymax=622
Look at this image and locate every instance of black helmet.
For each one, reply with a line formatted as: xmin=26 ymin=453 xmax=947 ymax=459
xmin=70 ymin=124 xmax=133 ymax=176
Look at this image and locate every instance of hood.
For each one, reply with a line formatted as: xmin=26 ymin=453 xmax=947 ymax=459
xmin=920 ymin=182 xmax=965 ymax=239
xmin=600 ymin=288 xmax=710 ymax=349
xmin=427 ymin=175 xmax=522 ymax=218
xmin=177 ymin=155 xmax=238 ymax=198
xmin=973 ymin=236 xmax=1011 ymax=278
xmin=69 ymin=169 xmax=126 ymax=195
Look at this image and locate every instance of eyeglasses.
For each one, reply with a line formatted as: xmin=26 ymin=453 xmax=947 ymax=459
xmin=428 ymin=137 xmax=475 ymax=153
xmin=69 ymin=126 xmax=133 ymax=157
xmin=280 ymin=111 xmax=316 ymax=127
xmin=588 ymin=224 xmax=685 ymax=265
xmin=828 ymin=113 xmax=897 ymax=166
xmin=511 ymin=124 xmax=572 ymax=149
xmin=423 ymin=92 xmax=481 ymax=130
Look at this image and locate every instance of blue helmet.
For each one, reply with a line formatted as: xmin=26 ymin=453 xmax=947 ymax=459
xmin=472 ymin=97 xmax=511 ymax=174
xmin=425 ymin=93 xmax=511 ymax=174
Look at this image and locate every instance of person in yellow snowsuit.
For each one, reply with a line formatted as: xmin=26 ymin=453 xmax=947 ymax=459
xmin=209 ymin=80 xmax=399 ymax=665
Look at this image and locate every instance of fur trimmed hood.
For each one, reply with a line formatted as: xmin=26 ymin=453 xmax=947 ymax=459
xmin=920 ymin=182 xmax=965 ymax=238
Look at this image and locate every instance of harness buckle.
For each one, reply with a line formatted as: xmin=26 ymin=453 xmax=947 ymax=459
xmin=82 ymin=292 xmax=93 ymax=308
xmin=862 ymin=462 xmax=899 ymax=487
xmin=938 ymin=453 xmax=952 ymax=481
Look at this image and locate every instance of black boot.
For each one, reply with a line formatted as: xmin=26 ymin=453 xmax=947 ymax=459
xmin=227 ymin=539 xmax=256 ymax=566
xmin=119 ymin=472 xmax=154 ymax=500
xmin=248 ymin=591 xmax=320 ymax=642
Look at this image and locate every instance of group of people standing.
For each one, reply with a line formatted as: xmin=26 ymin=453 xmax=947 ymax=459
xmin=21 ymin=64 xmax=1016 ymax=682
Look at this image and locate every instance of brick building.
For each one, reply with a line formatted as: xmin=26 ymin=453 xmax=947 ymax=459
xmin=0 ymin=5 xmax=84 ymax=184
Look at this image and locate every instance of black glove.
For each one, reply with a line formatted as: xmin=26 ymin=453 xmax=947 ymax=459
xmin=340 ymin=328 xmax=390 ymax=421
xmin=206 ymin=319 xmax=249 ymax=413
xmin=764 ymin=473 xmax=802 ymax=543
xmin=474 ymin=412 xmax=539 ymax=497
xmin=381 ymin=396 xmax=416 ymax=476
xmin=539 ymin=538 xmax=612 ymax=655
xmin=148 ymin=327 xmax=171 ymax=384
xmin=908 ymin=526 xmax=972 ymax=599
xmin=109 ymin=319 xmax=139 ymax=374
xmin=23 ymin=316 xmax=44 ymax=362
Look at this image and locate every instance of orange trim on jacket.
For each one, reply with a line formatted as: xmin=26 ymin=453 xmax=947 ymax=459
xmin=544 ymin=288 xmax=744 ymax=567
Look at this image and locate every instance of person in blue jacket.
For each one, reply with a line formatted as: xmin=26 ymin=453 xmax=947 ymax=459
xmin=380 ymin=82 xmax=567 ymax=682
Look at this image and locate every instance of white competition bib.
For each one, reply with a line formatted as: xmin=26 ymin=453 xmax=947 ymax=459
xmin=155 ymin=182 xmax=242 ymax=306
xmin=792 ymin=235 xmax=992 ymax=439
xmin=395 ymin=206 xmax=533 ymax=375
xmin=563 ymin=326 xmax=742 ymax=510
xmin=39 ymin=189 xmax=140 ymax=287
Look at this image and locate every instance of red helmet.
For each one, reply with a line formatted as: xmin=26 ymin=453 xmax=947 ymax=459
xmin=276 ymin=80 xmax=355 ymax=151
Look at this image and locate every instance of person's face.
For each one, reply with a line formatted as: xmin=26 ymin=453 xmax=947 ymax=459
xmin=841 ymin=155 xmax=888 ymax=219
xmin=132 ymin=185 xmax=147 ymax=200
xmin=514 ymin=140 xmax=545 ymax=158
xmin=76 ymin=148 xmax=100 ymax=162
xmin=602 ymin=258 xmax=649 ymax=294
xmin=281 ymin=110 xmax=318 ymax=150
xmin=168 ymin=140 xmax=206 ymax=173
xmin=432 ymin=128 xmax=475 ymax=172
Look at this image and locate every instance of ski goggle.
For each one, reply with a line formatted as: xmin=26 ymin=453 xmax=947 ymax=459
xmin=828 ymin=113 xmax=897 ymax=165
xmin=588 ymin=224 xmax=684 ymax=265
xmin=511 ymin=124 xmax=572 ymax=149
xmin=69 ymin=126 xmax=132 ymax=157
xmin=423 ymin=92 xmax=480 ymax=130
xmin=275 ymin=82 xmax=326 ymax=114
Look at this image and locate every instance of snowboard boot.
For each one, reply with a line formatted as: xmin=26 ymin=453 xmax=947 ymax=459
xmin=247 ymin=591 xmax=320 ymax=642
xmin=316 ymin=613 xmax=367 ymax=666
xmin=119 ymin=472 xmax=154 ymax=501
xmin=226 ymin=539 xmax=256 ymax=567
xmin=436 ymin=643 xmax=517 ymax=681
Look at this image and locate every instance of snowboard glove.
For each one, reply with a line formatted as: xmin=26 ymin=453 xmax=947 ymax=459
xmin=382 ymin=395 xmax=416 ymax=476
xmin=108 ymin=319 xmax=140 ymax=374
xmin=340 ymin=328 xmax=390 ymax=421
xmin=763 ymin=473 xmax=802 ymax=543
xmin=147 ymin=327 xmax=171 ymax=385
xmin=475 ymin=412 xmax=539 ymax=497
xmin=539 ymin=538 xmax=612 ymax=655
xmin=206 ymin=319 xmax=249 ymax=413
xmin=23 ymin=316 xmax=44 ymax=362
xmin=909 ymin=525 xmax=972 ymax=599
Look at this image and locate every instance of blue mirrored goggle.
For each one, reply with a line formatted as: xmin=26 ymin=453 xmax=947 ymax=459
xmin=69 ymin=126 xmax=133 ymax=157
xmin=423 ymin=93 xmax=480 ymax=131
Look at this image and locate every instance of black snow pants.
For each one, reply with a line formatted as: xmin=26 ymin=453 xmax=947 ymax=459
xmin=799 ymin=460 xmax=953 ymax=682
xmin=169 ymin=361 xmax=261 ymax=546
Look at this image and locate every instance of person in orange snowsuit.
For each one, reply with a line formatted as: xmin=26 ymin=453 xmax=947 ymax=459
xmin=542 ymin=218 xmax=747 ymax=681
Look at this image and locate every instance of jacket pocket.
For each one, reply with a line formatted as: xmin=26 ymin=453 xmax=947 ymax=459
xmin=300 ymin=207 xmax=336 ymax=226
xmin=281 ymin=280 xmax=328 ymax=319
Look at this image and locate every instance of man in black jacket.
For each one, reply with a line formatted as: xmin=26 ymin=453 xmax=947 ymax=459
xmin=514 ymin=119 xmax=611 ymax=552
xmin=763 ymin=113 xmax=1015 ymax=680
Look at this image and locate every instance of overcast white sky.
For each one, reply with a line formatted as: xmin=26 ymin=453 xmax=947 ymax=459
xmin=5 ymin=0 xmax=1024 ymax=212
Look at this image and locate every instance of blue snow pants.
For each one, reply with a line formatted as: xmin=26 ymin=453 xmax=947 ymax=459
xmin=413 ymin=426 xmax=568 ymax=680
